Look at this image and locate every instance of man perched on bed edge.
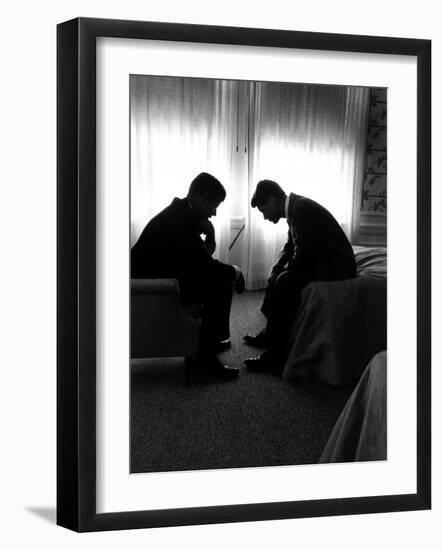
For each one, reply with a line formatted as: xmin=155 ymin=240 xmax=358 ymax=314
xmin=244 ymin=179 xmax=356 ymax=374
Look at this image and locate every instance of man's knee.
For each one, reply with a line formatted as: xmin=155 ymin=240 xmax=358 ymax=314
xmin=272 ymin=270 xmax=309 ymax=301
xmin=274 ymin=270 xmax=299 ymax=290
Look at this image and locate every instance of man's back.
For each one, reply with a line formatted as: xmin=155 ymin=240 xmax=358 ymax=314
xmin=131 ymin=197 xmax=199 ymax=278
xmin=288 ymin=193 xmax=356 ymax=279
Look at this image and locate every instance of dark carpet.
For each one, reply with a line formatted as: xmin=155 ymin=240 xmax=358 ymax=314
xmin=130 ymin=290 xmax=355 ymax=473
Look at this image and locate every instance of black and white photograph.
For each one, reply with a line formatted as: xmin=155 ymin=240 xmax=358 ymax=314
xmin=129 ymin=74 xmax=388 ymax=474
xmin=54 ymin=14 xmax=431 ymax=535
xmin=1 ymin=0 xmax=438 ymax=544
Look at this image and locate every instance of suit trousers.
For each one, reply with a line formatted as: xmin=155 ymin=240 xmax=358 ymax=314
xmin=262 ymin=254 xmax=356 ymax=362
xmin=264 ymin=270 xmax=310 ymax=360
xmin=192 ymin=269 xmax=233 ymax=354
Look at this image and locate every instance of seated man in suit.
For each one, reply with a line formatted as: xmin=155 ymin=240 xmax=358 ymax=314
xmin=131 ymin=172 xmax=245 ymax=379
xmin=244 ymin=179 xmax=356 ymax=373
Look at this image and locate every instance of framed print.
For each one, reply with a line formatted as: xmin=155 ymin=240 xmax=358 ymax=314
xmin=57 ymin=17 xmax=431 ymax=532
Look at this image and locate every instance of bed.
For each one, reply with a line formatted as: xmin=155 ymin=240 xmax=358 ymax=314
xmin=282 ymin=246 xmax=387 ymax=386
xmin=319 ymin=350 xmax=387 ymax=463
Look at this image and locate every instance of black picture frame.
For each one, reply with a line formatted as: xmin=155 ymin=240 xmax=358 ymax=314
xmin=57 ymin=17 xmax=431 ymax=532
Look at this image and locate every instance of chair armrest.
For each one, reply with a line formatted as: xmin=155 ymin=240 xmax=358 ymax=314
xmin=131 ymin=278 xmax=180 ymax=295
xmin=130 ymin=278 xmax=200 ymax=359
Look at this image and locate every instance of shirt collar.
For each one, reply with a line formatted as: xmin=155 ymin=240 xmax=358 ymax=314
xmin=284 ymin=195 xmax=290 ymax=219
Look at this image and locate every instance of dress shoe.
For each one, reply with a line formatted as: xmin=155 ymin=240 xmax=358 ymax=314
xmin=243 ymin=330 xmax=269 ymax=348
xmin=244 ymin=352 xmax=280 ymax=373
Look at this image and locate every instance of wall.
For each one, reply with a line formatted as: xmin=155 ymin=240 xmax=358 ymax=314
xmin=1 ymin=1 xmax=440 ymax=549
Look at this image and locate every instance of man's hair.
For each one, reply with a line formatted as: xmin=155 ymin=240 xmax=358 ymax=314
xmin=188 ymin=172 xmax=226 ymax=202
xmin=251 ymin=179 xmax=285 ymax=208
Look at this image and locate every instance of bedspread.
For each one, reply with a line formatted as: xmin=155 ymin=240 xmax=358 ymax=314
xmin=282 ymin=246 xmax=387 ymax=386
xmin=320 ymin=351 xmax=387 ymax=463
xmin=354 ymin=245 xmax=387 ymax=278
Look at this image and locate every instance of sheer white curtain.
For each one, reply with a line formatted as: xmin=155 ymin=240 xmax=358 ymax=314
xmin=245 ymin=82 xmax=369 ymax=289
xmin=130 ymin=75 xmax=238 ymax=262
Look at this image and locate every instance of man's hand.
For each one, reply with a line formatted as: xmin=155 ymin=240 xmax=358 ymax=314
xmin=204 ymin=235 xmax=216 ymax=256
xmin=268 ymin=264 xmax=284 ymax=286
xmin=232 ymin=266 xmax=245 ymax=294
xmin=200 ymin=220 xmax=216 ymax=255
xmin=200 ymin=219 xmax=215 ymax=237
xmin=235 ymin=272 xmax=245 ymax=294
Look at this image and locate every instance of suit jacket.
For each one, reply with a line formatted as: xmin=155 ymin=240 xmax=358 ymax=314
xmin=131 ymin=197 xmax=235 ymax=302
xmin=273 ymin=193 xmax=356 ymax=281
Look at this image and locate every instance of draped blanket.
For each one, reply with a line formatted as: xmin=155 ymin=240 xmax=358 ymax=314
xmin=320 ymin=351 xmax=387 ymax=463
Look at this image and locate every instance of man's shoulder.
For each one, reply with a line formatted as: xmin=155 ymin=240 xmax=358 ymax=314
xmin=291 ymin=194 xmax=328 ymax=216
xmin=136 ymin=197 xmax=185 ymax=238
xmin=288 ymin=194 xmax=337 ymax=230
xmin=149 ymin=197 xmax=187 ymax=222
xmin=160 ymin=196 xmax=186 ymax=214
xmin=288 ymin=193 xmax=310 ymax=216
xmin=291 ymin=193 xmax=315 ymax=207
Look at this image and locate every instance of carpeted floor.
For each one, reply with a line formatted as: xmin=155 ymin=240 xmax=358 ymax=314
xmin=130 ymin=290 xmax=355 ymax=473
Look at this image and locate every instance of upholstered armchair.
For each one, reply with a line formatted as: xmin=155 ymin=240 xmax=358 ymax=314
xmin=131 ymin=279 xmax=200 ymax=366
